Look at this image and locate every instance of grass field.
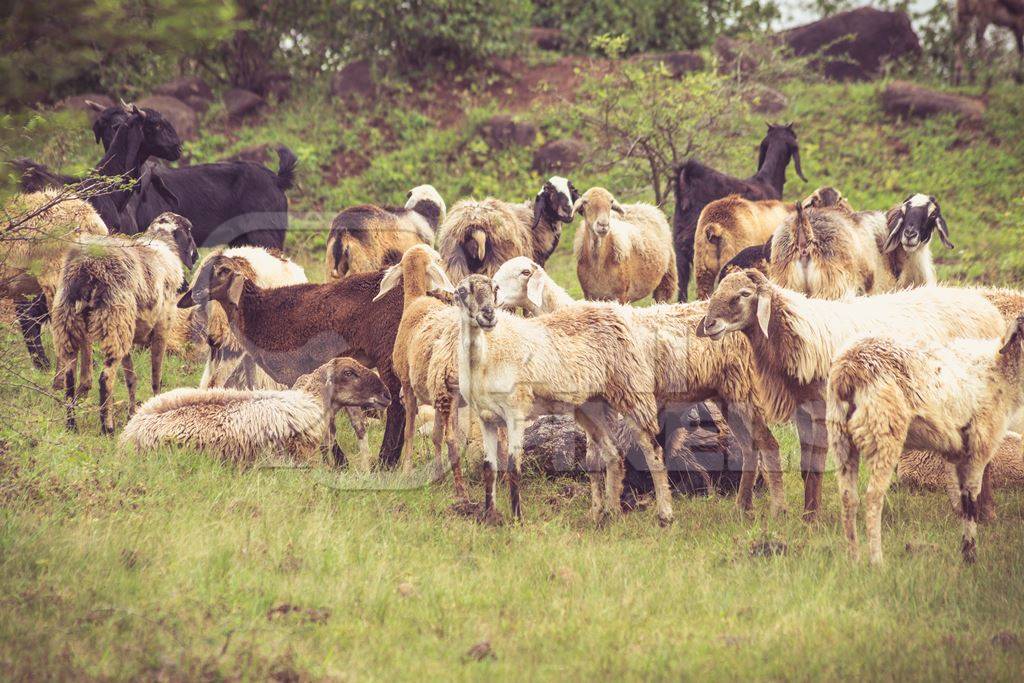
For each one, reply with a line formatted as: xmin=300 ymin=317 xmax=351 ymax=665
xmin=2 ymin=70 xmax=1024 ymax=680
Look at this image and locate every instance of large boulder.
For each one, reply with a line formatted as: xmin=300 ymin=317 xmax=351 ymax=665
xmin=59 ymin=93 xmax=115 ymax=123
xmin=532 ymin=139 xmax=584 ymax=174
xmin=523 ymin=415 xmax=587 ymax=476
xmin=135 ymin=95 xmax=199 ymax=140
xmin=647 ymin=51 xmax=706 ymax=78
xmin=881 ymin=81 xmax=986 ymax=123
xmin=481 ymin=115 xmax=538 ymax=150
xmin=223 ymin=88 xmax=264 ymax=120
xmin=782 ymin=7 xmax=921 ymax=81
xmin=331 ymin=60 xmax=377 ymax=102
xmin=153 ymin=76 xmax=213 ymax=103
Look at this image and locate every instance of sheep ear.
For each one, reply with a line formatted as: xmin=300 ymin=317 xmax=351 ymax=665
xmin=84 ymin=99 xmax=106 ymax=112
xmin=427 ymin=261 xmax=455 ymax=294
xmin=883 ymin=207 xmax=904 ymax=254
xmin=611 ymin=200 xmax=625 ymax=215
xmin=177 ymin=288 xmax=196 ymax=308
xmin=374 ymin=264 xmax=402 ymax=302
xmin=934 ymin=213 xmax=955 ymax=249
xmin=226 ymin=273 xmax=245 ymax=307
xmin=756 ymin=293 xmax=771 ymax=339
xmin=572 ymin=197 xmax=586 ymax=216
xmin=694 ymin=316 xmax=710 ymax=338
xmin=999 ymin=316 xmax=1024 ymax=354
xmin=526 ymin=268 xmax=545 ymax=308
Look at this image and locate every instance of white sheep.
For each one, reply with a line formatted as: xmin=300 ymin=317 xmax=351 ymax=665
xmin=827 ymin=314 xmax=1024 ymax=564
xmin=573 ymin=187 xmax=676 ymax=304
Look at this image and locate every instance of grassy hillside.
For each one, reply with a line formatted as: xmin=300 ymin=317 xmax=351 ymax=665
xmin=2 ymin=65 xmax=1024 ymax=679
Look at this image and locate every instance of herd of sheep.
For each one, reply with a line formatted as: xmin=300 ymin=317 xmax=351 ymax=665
xmin=4 ymin=101 xmax=1024 ymax=567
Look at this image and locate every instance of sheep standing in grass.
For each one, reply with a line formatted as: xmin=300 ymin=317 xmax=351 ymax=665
xmin=52 ymin=212 xmax=198 ymax=433
xmin=827 ymin=315 xmax=1024 ymax=564
xmin=120 ymin=358 xmax=391 ymax=465
xmin=437 ymin=177 xmax=578 ymax=281
xmin=573 ymin=187 xmax=676 ymax=304
xmin=325 ymin=185 xmax=446 ymax=279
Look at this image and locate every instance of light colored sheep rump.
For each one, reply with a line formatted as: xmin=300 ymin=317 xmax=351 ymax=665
xmin=573 ymin=187 xmax=676 ymax=304
xmin=693 ymin=195 xmax=792 ymax=299
xmin=120 ymin=387 xmax=325 ymax=464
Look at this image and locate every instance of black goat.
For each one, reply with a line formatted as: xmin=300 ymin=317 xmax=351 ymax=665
xmin=672 ymin=123 xmax=805 ymax=301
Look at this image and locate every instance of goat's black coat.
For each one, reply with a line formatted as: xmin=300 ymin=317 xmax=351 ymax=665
xmin=672 ymin=124 xmax=805 ymax=301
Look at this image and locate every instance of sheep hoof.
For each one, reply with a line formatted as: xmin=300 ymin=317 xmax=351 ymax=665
xmin=657 ymin=513 xmax=675 ymax=528
xmin=31 ymin=355 xmax=50 ymax=372
xmin=961 ymin=538 xmax=978 ymax=564
xmin=480 ymin=508 xmax=503 ymax=527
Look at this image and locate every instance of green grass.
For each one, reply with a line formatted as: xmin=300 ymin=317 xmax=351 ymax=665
xmin=2 ymin=70 xmax=1024 ymax=680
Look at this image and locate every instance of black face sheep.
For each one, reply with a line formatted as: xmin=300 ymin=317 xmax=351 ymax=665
xmin=52 ymin=212 xmax=198 ymax=433
xmin=672 ymin=123 xmax=806 ymax=301
xmin=325 ymin=185 xmax=446 ymax=279
xmin=827 ymin=315 xmax=1024 ymax=564
xmin=119 ymin=357 xmax=391 ymax=466
xmin=437 ymin=176 xmax=579 ymax=281
xmin=176 ymin=258 xmax=410 ymax=468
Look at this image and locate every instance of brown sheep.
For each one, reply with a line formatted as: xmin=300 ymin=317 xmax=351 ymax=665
xmin=325 ymin=185 xmax=445 ymax=279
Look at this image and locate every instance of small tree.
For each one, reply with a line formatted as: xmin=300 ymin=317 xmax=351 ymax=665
xmin=569 ymin=40 xmax=751 ymax=206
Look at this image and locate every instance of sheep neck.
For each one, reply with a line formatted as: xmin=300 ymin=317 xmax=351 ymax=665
xmin=753 ymin=140 xmax=791 ymax=196
xmin=536 ymin=277 xmax=575 ymax=314
xmin=458 ymin=314 xmax=488 ymax=406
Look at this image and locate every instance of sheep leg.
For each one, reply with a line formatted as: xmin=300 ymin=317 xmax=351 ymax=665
xmin=506 ymin=416 xmax=525 ymax=522
xmin=76 ymin=343 xmax=94 ymax=400
xmin=956 ymin=455 xmax=988 ymax=564
xmin=942 ymin=460 xmax=962 ymax=515
xmin=400 ymin=389 xmax=418 ymax=475
xmin=865 ymin=441 xmax=901 ymax=566
xmin=795 ymin=402 xmax=827 ymax=521
xmin=378 ymin=366 xmax=405 ymax=469
xmin=575 ymin=408 xmax=612 ymax=521
xmin=729 ymin=401 xmax=785 ymax=516
xmin=98 ymin=354 xmax=121 ymax=435
xmin=121 ymin=355 xmax=138 ymax=417
xmin=479 ymin=420 xmax=503 ymax=525
xmin=15 ymin=295 xmax=49 ymax=371
xmin=150 ymin=331 xmax=166 ymax=396
xmin=829 ymin=414 xmax=861 ymax=559
xmin=652 ymin=266 xmax=677 ymax=304
xmin=58 ymin=349 xmax=78 ymax=431
xmin=977 ymin=463 xmax=996 ymax=523
xmin=345 ymin=407 xmax=372 ymax=472
xmin=675 ymin=233 xmax=694 ymax=302
xmin=627 ymin=421 xmax=674 ymax=526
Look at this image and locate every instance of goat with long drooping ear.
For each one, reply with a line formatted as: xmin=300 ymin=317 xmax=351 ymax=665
xmin=883 ymin=193 xmax=954 ymax=253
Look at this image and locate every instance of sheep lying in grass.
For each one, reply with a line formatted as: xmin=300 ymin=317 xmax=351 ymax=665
xmin=493 ymin=256 xmax=785 ymax=516
xmin=827 ymin=315 xmax=1024 ymax=564
xmin=52 ymin=212 xmax=198 ymax=434
xmin=120 ymin=358 xmax=391 ymax=465
xmin=573 ymin=187 xmax=676 ymax=304
xmin=1 ymin=190 xmax=109 ymax=370
xmin=325 ymin=185 xmax=446 ymax=279
xmin=699 ymin=269 xmax=1007 ymax=519
xmin=455 ymin=274 xmax=671 ymax=525
xmin=437 ymin=177 xmax=578 ymax=280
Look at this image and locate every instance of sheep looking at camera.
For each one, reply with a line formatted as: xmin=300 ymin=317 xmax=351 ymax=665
xmin=120 ymin=358 xmax=391 ymax=466
xmin=325 ymin=185 xmax=446 ymax=279
xmin=573 ymin=187 xmax=676 ymax=304
xmin=437 ymin=177 xmax=578 ymax=280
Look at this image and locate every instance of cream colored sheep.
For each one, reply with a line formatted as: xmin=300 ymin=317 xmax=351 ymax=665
xmin=699 ymin=269 xmax=1008 ymax=520
xmin=827 ymin=315 xmax=1024 ymax=564
xmin=693 ymin=195 xmax=792 ymax=299
xmin=51 ymin=212 xmax=199 ymax=434
xmin=120 ymin=358 xmax=391 ymax=465
xmin=493 ymin=256 xmax=786 ymax=516
xmin=573 ymin=187 xmax=676 ymax=304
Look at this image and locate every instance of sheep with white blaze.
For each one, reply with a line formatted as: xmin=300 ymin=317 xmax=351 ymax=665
xmin=827 ymin=314 xmax=1024 ymax=564
xmin=574 ymin=187 xmax=676 ymax=304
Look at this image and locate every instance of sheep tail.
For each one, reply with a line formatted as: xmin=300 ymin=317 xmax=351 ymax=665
xmin=64 ymin=270 xmax=106 ymax=315
xmin=275 ymin=146 xmax=298 ymax=191
xmin=469 ymin=228 xmax=487 ymax=261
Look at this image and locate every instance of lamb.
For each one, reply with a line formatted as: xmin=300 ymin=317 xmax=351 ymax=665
xmin=573 ymin=187 xmax=677 ymax=304
xmin=119 ymin=358 xmax=391 ymax=466
xmin=51 ymin=212 xmax=199 ymax=433
xmin=437 ymin=177 xmax=578 ymax=280
xmin=699 ymin=269 xmax=1007 ymax=519
xmin=176 ymin=257 xmax=411 ymax=468
xmin=455 ymin=275 xmax=673 ymax=525
xmin=827 ymin=314 xmax=1024 ymax=564
xmin=692 ymin=195 xmax=793 ymax=299
xmin=800 ymin=185 xmax=853 ymax=211
xmin=325 ymin=185 xmax=446 ymax=279
xmin=672 ymin=123 xmax=806 ymax=301
xmin=374 ymin=245 xmax=468 ymax=495
xmin=1 ymin=190 xmax=109 ymax=370
xmin=769 ymin=194 xmax=948 ymax=300
xmin=492 ymin=256 xmax=786 ymax=516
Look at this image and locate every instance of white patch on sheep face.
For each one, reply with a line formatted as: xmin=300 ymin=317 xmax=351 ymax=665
xmin=405 ymin=184 xmax=443 ymax=211
xmin=906 ymin=193 xmax=932 ymax=208
xmin=547 ymin=176 xmax=572 ymax=202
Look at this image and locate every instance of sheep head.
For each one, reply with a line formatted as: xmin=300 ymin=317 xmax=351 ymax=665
xmin=321 ymin=358 xmax=392 ymax=412
xmin=698 ymin=269 xmax=773 ymax=341
xmin=178 ymin=258 xmax=246 ymax=310
xmin=148 ymin=212 xmax=198 ymax=270
xmin=92 ymin=102 xmax=182 ymax=162
xmin=454 ymin=274 xmax=498 ymax=330
xmin=884 ymin=193 xmax=954 ymax=254
xmin=574 ymin=187 xmax=624 ymax=239
xmin=801 ymin=186 xmax=852 ymax=212
xmin=493 ymin=256 xmax=546 ymax=311
xmin=373 ymin=244 xmax=453 ymax=302
xmin=759 ymin=123 xmax=806 ymax=182
xmin=405 ymin=184 xmax=447 ymax=228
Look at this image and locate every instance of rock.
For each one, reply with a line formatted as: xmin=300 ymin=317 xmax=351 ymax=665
xmin=782 ymin=8 xmax=921 ymax=81
xmin=59 ymin=93 xmax=115 ymax=122
xmin=260 ymin=71 xmax=292 ymax=102
xmin=182 ymin=95 xmax=211 ymax=113
xmin=331 ymin=60 xmax=377 ymax=102
xmin=153 ymin=76 xmax=213 ymax=103
xmin=135 ymin=95 xmax=199 ymax=140
xmin=714 ymin=36 xmax=770 ymax=75
xmin=223 ymin=88 xmax=264 ymax=120
xmin=648 ymin=51 xmax=705 ymax=78
xmin=523 ymin=415 xmax=586 ymax=476
xmin=744 ymin=85 xmax=788 ymax=114
xmin=529 ymin=27 xmax=564 ymax=51
xmin=226 ymin=143 xmax=272 ymax=164
xmin=532 ymin=139 xmax=584 ymax=174
xmin=881 ymin=81 xmax=986 ymax=123
xmin=481 ymin=115 xmax=537 ymax=150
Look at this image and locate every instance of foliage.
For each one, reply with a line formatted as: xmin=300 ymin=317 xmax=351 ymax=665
xmin=0 ymin=0 xmax=238 ymax=107
xmin=532 ymin=0 xmax=779 ymax=54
